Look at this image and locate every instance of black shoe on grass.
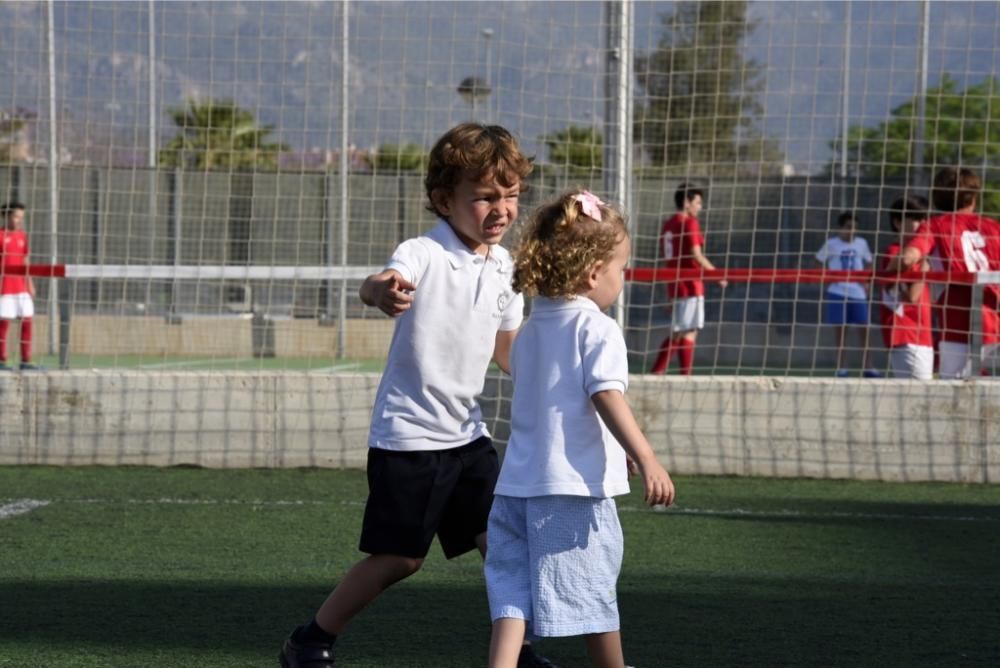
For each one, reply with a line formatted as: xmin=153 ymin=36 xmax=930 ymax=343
xmin=19 ymin=362 xmax=39 ymax=371
xmin=518 ymin=643 xmax=558 ymax=668
xmin=279 ymin=627 xmax=336 ymax=668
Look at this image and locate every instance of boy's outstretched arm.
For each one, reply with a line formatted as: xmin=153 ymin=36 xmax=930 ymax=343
xmin=692 ymin=244 xmax=727 ymax=289
xmin=591 ymin=389 xmax=675 ymax=507
xmin=492 ymin=329 xmax=517 ymax=375
xmin=359 ymin=269 xmax=416 ymax=317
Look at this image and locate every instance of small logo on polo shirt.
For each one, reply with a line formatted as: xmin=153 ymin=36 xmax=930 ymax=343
xmin=491 ymin=291 xmax=513 ymax=320
xmin=496 ymin=291 xmax=510 ymax=313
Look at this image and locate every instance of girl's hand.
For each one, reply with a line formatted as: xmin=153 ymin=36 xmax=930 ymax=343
xmin=637 ymin=458 xmax=675 ymax=507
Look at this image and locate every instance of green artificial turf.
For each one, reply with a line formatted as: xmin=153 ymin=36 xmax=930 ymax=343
xmin=1 ymin=467 xmax=998 ymax=667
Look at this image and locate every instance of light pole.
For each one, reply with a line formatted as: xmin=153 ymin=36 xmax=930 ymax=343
xmin=457 ymin=76 xmax=491 ymax=121
xmin=481 ymin=28 xmax=494 ymax=121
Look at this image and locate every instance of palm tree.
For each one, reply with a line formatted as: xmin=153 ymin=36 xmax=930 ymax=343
xmin=541 ymin=125 xmax=603 ymax=174
xmin=159 ymin=99 xmax=288 ymax=170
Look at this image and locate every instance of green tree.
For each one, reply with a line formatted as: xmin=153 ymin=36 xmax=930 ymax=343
xmin=832 ymin=74 xmax=1000 ymax=214
xmin=159 ymin=99 xmax=288 ymax=170
xmin=540 ymin=125 xmax=603 ymax=174
xmin=0 ymin=108 xmax=36 ymax=164
xmin=365 ymin=143 xmax=426 ymax=172
xmin=634 ymin=0 xmax=782 ymax=175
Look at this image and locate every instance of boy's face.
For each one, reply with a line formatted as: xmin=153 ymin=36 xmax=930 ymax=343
xmin=683 ymin=194 xmax=702 ymax=219
xmin=5 ymin=209 xmax=24 ymax=231
xmin=838 ymin=220 xmax=855 ymax=241
xmin=436 ymin=172 xmax=520 ymax=255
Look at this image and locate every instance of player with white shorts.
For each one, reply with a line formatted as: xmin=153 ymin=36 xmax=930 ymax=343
xmin=0 ymin=202 xmax=37 ymax=371
xmin=671 ymin=295 xmax=704 ymax=333
xmin=0 ymin=293 xmax=33 ymax=320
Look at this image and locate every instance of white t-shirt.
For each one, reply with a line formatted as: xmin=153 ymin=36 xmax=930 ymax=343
xmin=495 ymin=296 xmax=630 ymax=499
xmin=815 ymin=236 xmax=873 ymax=300
xmin=368 ymin=220 xmax=524 ymax=452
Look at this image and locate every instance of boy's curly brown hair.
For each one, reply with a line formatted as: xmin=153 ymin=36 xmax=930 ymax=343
xmin=425 ymin=124 xmax=534 ymax=220
xmin=512 ymin=189 xmax=627 ymax=298
xmin=931 ymin=166 xmax=981 ymax=212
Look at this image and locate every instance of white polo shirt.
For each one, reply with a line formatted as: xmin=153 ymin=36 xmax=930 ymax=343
xmin=815 ymin=236 xmax=873 ymax=300
xmin=368 ymin=220 xmax=524 ymax=452
xmin=496 ymin=296 xmax=630 ymax=498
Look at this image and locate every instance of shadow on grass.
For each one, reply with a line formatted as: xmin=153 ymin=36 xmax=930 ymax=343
xmin=2 ymin=574 xmax=998 ymax=667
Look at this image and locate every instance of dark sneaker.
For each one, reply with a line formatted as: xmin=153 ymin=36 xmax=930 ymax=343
xmin=518 ymin=643 xmax=558 ymax=668
xmin=19 ymin=362 xmax=40 ymax=371
xmin=862 ymin=368 xmax=883 ymax=378
xmin=279 ymin=627 xmax=336 ymax=668
xmin=0 ymin=363 xmax=9 ymax=371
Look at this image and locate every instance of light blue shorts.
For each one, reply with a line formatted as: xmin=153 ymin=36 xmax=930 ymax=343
xmin=485 ymin=494 xmax=623 ymax=638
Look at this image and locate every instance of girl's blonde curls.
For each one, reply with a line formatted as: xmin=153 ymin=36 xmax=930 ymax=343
xmin=512 ymin=189 xmax=627 ymax=299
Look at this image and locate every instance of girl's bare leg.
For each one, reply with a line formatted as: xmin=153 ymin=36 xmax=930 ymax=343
xmin=584 ymin=631 xmax=626 ymax=668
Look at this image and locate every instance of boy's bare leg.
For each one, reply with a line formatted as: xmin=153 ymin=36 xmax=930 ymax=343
xmin=476 ymin=530 xmax=488 ymax=557
xmin=314 ymin=554 xmax=423 ymax=633
xmin=584 ymin=631 xmax=626 ymax=668
xmin=833 ymin=324 xmax=847 ymax=369
xmin=489 ymin=618 xmax=527 ymax=668
xmin=859 ymin=324 xmax=872 ymax=369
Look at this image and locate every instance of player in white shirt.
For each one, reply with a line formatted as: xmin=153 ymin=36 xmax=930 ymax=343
xmin=280 ymin=124 xmax=554 ymax=668
xmin=485 ymin=189 xmax=675 ymax=668
xmin=815 ymin=211 xmax=880 ymax=377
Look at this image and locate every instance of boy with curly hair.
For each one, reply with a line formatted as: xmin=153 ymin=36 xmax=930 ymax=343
xmin=280 ymin=124 xmax=554 ymax=667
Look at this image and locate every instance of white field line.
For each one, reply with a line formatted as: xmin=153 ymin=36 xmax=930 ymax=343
xmin=0 ymin=499 xmax=50 ymax=520
xmin=136 ymin=357 xmax=252 ymax=370
xmin=309 ymin=362 xmax=363 ymax=374
xmin=138 ymin=359 xmax=361 ymax=372
xmin=1 ymin=497 xmax=997 ymax=524
xmin=628 ymin=504 xmax=1000 ymax=523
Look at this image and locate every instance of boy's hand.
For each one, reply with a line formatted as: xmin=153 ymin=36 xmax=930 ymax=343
xmin=361 ymin=272 xmax=416 ymax=317
xmin=377 ymin=276 xmax=416 ymax=317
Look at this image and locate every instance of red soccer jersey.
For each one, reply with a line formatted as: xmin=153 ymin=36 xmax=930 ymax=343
xmin=905 ymin=212 xmax=1000 ymax=344
xmin=0 ymin=228 xmax=29 ymax=295
xmin=879 ymin=243 xmax=933 ymax=348
xmin=659 ymin=213 xmax=705 ymax=299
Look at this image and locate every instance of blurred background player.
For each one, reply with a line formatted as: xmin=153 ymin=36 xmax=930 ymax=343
xmin=879 ymin=194 xmax=933 ymax=379
xmin=887 ymin=166 xmax=1000 ymax=378
xmin=649 ymin=183 xmax=726 ymax=375
xmin=815 ymin=211 xmax=880 ymax=378
xmin=487 ymin=190 xmax=674 ymax=668
xmin=0 ymin=202 xmax=37 ymax=371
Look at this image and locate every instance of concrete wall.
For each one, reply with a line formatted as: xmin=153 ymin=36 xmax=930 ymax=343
xmin=0 ymin=372 xmax=378 ymax=469
xmin=20 ymin=315 xmax=396 ymax=359
xmin=2 ymin=371 xmax=997 ymax=483
xmin=28 ymin=313 xmax=882 ymax=371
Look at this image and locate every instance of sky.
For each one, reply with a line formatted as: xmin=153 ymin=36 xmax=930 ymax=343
xmin=0 ymin=1 xmax=997 ymax=174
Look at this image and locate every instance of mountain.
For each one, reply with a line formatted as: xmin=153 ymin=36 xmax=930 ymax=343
xmin=0 ymin=1 xmax=998 ymax=174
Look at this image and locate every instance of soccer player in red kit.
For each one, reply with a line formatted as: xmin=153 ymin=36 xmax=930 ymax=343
xmin=0 ymin=202 xmax=37 ymax=371
xmin=649 ymin=183 xmax=726 ymax=375
xmin=886 ymin=168 xmax=1000 ymax=378
xmin=879 ymin=194 xmax=933 ymax=379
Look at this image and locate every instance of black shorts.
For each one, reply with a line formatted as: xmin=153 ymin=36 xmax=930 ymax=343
xmin=359 ymin=436 xmax=499 ymax=559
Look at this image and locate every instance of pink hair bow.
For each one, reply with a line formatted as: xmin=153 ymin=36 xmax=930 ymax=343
xmin=573 ymin=190 xmax=605 ymax=222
